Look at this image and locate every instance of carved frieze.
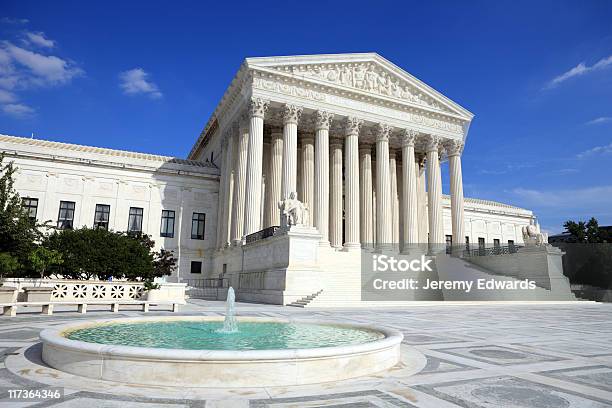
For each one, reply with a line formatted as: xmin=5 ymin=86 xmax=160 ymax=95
xmin=270 ymin=62 xmax=450 ymax=113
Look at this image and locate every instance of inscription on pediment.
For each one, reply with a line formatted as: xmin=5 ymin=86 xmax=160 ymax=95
xmin=270 ymin=62 xmax=452 ymax=113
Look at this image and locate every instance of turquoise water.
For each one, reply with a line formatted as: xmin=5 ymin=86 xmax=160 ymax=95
xmin=64 ymin=321 xmax=384 ymax=350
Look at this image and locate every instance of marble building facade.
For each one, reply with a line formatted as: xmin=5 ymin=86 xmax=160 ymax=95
xmin=1 ymin=53 xmax=566 ymax=304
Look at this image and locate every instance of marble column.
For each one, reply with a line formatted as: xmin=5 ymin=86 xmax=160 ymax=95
xmin=264 ymin=128 xmax=283 ymax=227
xmin=261 ymin=136 xmax=270 ymax=228
xmin=375 ymin=123 xmax=392 ymax=247
xmin=401 ymin=130 xmax=419 ymax=250
xmin=389 ymin=148 xmax=399 ymax=248
xmin=445 ymin=139 xmax=465 ymax=251
xmin=329 ymin=137 xmax=343 ymax=248
xmin=223 ymin=130 xmax=235 ymax=247
xmin=359 ymin=143 xmax=374 ymax=248
xmin=281 ymin=104 xmax=302 ymax=200
xmin=243 ymin=98 xmax=269 ymax=237
xmin=314 ymin=110 xmax=333 ymax=244
xmin=215 ymin=139 xmax=228 ymax=250
xmin=425 ymin=135 xmax=444 ymax=249
xmin=230 ymin=120 xmax=248 ymax=245
xmin=301 ymin=133 xmax=315 ymax=226
xmin=344 ymin=117 xmax=362 ymax=249
xmin=416 ymin=154 xmax=428 ymax=245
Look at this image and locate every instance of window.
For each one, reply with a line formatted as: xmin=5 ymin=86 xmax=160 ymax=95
xmin=445 ymin=235 xmax=452 ymax=254
xmin=478 ymin=237 xmax=485 ymax=255
xmin=493 ymin=238 xmax=501 ymax=254
xmin=465 ymin=236 xmax=470 ymax=251
xmin=160 ymin=210 xmax=175 ymax=238
xmin=22 ymin=197 xmax=38 ymax=220
xmin=493 ymin=238 xmax=500 ymax=248
xmin=191 ymin=212 xmax=205 ymax=240
xmin=57 ymin=201 xmax=75 ymax=230
xmin=94 ymin=204 xmax=110 ymax=230
xmin=508 ymin=239 xmax=515 ymax=253
xmin=191 ymin=261 xmax=202 ymax=274
xmin=128 ymin=207 xmax=144 ymax=233
xmin=508 ymin=239 xmax=515 ymax=246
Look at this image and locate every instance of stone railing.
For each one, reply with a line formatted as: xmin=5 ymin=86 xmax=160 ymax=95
xmin=1 ymin=279 xmax=186 ymax=304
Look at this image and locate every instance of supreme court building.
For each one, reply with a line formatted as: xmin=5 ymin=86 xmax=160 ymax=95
xmin=2 ymin=53 xmax=574 ymax=305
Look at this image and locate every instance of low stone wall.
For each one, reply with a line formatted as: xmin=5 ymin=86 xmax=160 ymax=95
xmin=1 ymin=279 xmax=186 ymax=304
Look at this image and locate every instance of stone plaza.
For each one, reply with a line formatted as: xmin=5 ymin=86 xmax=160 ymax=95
xmin=1 ymin=300 xmax=611 ymax=407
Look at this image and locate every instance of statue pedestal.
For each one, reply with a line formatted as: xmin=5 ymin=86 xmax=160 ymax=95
xmin=236 ymin=225 xmax=324 ymax=305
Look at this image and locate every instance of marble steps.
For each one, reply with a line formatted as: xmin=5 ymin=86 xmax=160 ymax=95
xmin=287 ymin=289 xmax=324 ymax=307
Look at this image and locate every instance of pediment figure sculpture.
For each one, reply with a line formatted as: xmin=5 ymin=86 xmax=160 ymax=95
xmin=270 ymin=62 xmax=450 ymax=113
xmin=278 ymin=191 xmax=309 ymax=228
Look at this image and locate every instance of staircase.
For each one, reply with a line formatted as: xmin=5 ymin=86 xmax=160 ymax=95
xmin=288 ymin=290 xmax=324 ymax=307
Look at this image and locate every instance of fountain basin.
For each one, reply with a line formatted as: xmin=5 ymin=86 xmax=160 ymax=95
xmin=40 ymin=316 xmax=403 ymax=387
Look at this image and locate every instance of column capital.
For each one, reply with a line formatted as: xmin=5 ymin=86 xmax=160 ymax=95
xmin=249 ymin=97 xmax=269 ymax=119
xmin=444 ymin=139 xmax=464 ymax=156
xmin=344 ymin=116 xmax=363 ymax=137
xmin=375 ymin=123 xmax=392 ymax=142
xmin=301 ymin=133 xmax=315 ymax=145
xmin=359 ymin=143 xmax=372 ymax=155
xmin=422 ymin=134 xmax=441 ymax=152
xmin=329 ymin=136 xmax=343 ymax=149
xmin=281 ymin=104 xmax=303 ymax=124
xmin=314 ymin=110 xmax=334 ymax=130
xmin=270 ymin=126 xmax=283 ymax=138
xmin=400 ymin=129 xmax=418 ymax=147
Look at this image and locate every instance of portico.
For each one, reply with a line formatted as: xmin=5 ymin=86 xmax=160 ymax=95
xmin=198 ymin=54 xmax=472 ymax=254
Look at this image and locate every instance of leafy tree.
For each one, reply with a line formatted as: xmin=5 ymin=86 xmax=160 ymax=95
xmin=28 ymin=247 xmax=63 ymax=279
xmin=0 ymin=153 xmax=45 ymax=276
xmin=0 ymin=252 xmax=19 ymax=281
xmin=563 ymin=217 xmax=607 ymax=243
xmin=45 ymin=228 xmax=176 ymax=282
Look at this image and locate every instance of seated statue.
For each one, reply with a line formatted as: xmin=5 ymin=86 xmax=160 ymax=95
xmin=522 ymin=225 xmax=548 ymax=246
xmin=278 ymin=191 xmax=309 ymax=228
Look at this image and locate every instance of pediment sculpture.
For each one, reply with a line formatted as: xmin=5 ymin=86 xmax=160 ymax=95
xmin=271 ymin=62 xmax=448 ymax=112
xmin=278 ymin=191 xmax=310 ymax=228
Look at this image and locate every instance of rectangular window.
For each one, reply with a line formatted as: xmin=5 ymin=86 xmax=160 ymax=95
xmin=445 ymin=235 xmax=452 ymax=254
xmin=94 ymin=204 xmax=110 ymax=230
xmin=478 ymin=237 xmax=485 ymax=255
xmin=22 ymin=197 xmax=38 ymax=220
xmin=160 ymin=210 xmax=175 ymax=238
xmin=128 ymin=207 xmax=144 ymax=233
xmin=508 ymin=239 xmax=516 ymax=253
xmin=191 ymin=212 xmax=205 ymax=240
xmin=191 ymin=261 xmax=202 ymax=274
xmin=493 ymin=238 xmax=500 ymax=247
xmin=508 ymin=239 xmax=515 ymax=246
xmin=465 ymin=236 xmax=470 ymax=251
xmin=57 ymin=201 xmax=75 ymax=230
xmin=493 ymin=238 xmax=501 ymax=254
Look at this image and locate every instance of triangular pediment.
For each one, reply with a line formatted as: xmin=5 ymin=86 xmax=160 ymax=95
xmin=246 ymin=53 xmax=473 ymax=119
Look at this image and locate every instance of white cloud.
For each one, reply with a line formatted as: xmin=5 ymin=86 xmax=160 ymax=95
xmin=576 ymin=142 xmax=612 ymax=159
xmin=23 ymin=31 xmax=55 ymax=48
xmin=512 ymin=186 xmax=612 ymax=209
xmin=545 ymin=55 xmax=612 ymax=89
xmin=586 ymin=117 xmax=612 ymax=125
xmin=0 ymin=17 xmax=29 ymax=25
xmin=2 ymin=103 xmax=35 ymax=117
xmin=0 ymin=89 xmax=16 ymax=103
xmin=119 ymin=68 xmax=162 ymax=99
xmin=2 ymin=42 xmax=82 ymax=86
xmin=0 ymin=34 xmax=83 ymax=119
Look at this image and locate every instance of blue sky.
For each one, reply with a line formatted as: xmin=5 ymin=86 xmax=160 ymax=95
xmin=1 ymin=1 xmax=612 ymax=233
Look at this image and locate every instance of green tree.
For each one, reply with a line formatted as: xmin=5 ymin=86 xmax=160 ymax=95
xmin=0 ymin=252 xmax=19 ymax=281
xmin=28 ymin=247 xmax=63 ymax=279
xmin=0 ymin=153 xmax=46 ymax=276
xmin=563 ymin=217 xmax=607 ymax=243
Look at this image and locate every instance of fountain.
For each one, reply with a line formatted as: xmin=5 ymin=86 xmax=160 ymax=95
xmin=39 ymin=289 xmax=403 ymax=387
xmin=220 ymin=287 xmax=237 ymax=333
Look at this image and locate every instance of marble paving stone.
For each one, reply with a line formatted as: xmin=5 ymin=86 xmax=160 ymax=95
xmin=0 ymin=301 xmax=611 ymax=407
xmin=413 ymin=375 xmax=612 ymax=408
xmin=537 ymin=365 xmax=612 ymax=392
xmin=434 ymin=345 xmax=564 ymax=366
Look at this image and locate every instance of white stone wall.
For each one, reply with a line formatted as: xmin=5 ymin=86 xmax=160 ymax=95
xmin=1 ymin=135 xmax=220 ymax=282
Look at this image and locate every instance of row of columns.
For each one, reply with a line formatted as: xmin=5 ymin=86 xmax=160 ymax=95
xmin=216 ymin=98 xmax=465 ymax=252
